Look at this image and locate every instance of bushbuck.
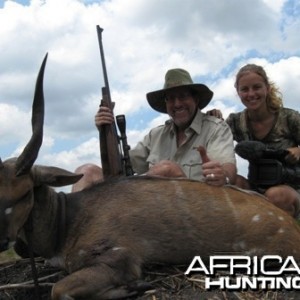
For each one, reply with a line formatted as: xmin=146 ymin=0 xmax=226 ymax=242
xmin=1 ymin=55 xmax=300 ymax=299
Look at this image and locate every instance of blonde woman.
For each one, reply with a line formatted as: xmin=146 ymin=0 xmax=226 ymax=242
xmin=217 ymin=64 xmax=300 ymax=217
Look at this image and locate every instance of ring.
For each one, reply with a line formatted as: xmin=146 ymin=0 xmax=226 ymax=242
xmin=209 ymin=173 xmax=215 ymax=179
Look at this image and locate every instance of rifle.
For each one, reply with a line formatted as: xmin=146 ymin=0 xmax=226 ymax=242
xmin=96 ymin=25 xmax=134 ymax=179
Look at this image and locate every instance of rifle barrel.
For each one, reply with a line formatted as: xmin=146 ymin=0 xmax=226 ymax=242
xmin=96 ymin=25 xmax=112 ymax=106
xmin=96 ymin=25 xmax=123 ymax=178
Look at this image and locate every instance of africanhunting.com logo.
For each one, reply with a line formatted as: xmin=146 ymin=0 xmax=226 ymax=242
xmin=185 ymin=255 xmax=300 ymax=290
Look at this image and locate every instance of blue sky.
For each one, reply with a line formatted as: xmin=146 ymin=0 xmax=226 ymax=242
xmin=0 ymin=0 xmax=300 ymax=190
xmin=0 ymin=0 xmax=29 ymax=7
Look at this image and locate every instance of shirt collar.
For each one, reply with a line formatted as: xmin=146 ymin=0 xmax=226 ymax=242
xmin=189 ymin=109 xmax=203 ymax=135
xmin=166 ymin=109 xmax=203 ymax=135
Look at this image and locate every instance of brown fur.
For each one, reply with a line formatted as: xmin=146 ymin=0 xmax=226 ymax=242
xmin=1 ymin=165 xmax=300 ymax=299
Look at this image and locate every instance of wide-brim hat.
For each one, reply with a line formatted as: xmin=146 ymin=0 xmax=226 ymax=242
xmin=146 ymin=68 xmax=213 ymax=113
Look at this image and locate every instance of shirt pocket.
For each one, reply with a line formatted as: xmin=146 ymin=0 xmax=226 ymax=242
xmin=180 ymin=151 xmax=203 ymax=180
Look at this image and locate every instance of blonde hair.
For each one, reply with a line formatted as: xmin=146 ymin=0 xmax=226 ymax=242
xmin=234 ymin=64 xmax=283 ymax=112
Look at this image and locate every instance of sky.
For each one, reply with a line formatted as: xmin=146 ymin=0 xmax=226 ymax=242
xmin=0 ymin=0 xmax=300 ymax=191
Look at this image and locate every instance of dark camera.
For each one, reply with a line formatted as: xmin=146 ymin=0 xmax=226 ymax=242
xmin=235 ymin=141 xmax=300 ymax=188
xmin=248 ymin=159 xmax=300 ymax=187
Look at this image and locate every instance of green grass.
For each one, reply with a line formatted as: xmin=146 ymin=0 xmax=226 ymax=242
xmin=0 ymin=248 xmax=20 ymax=264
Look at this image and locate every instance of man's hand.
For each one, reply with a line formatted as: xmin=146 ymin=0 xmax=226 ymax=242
xmin=195 ymin=146 xmax=231 ymax=186
xmin=95 ymin=105 xmax=115 ymax=129
xmin=146 ymin=160 xmax=186 ymax=178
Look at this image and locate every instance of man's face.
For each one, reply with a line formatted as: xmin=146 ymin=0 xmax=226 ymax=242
xmin=165 ymin=87 xmax=198 ymax=129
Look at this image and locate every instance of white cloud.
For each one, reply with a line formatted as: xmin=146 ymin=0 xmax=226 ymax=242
xmin=42 ymin=137 xmax=100 ymax=170
xmin=262 ymin=0 xmax=286 ymax=13
xmin=0 ymin=103 xmax=31 ymax=145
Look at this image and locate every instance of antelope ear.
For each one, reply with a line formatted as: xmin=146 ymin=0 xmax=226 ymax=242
xmin=32 ymin=165 xmax=83 ymax=187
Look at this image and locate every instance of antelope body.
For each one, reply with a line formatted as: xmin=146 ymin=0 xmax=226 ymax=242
xmin=1 ymin=55 xmax=300 ymax=300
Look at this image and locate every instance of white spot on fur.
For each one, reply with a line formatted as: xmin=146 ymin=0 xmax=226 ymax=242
xmin=278 ymin=216 xmax=284 ymax=221
xmin=252 ymin=214 xmax=260 ymax=222
xmin=78 ymin=249 xmax=86 ymax=256
xmin=45 ymin=256 xmax=65 ymax=268
xmin=173 ymin=181 xmax=184 ymax=196
xmin=5 ymin=207 xmax=12 ymax=215
xmin=112 ymin=247 xmax=124 ymax=251
xmin=278 ymin=228 xmax=285 ymax=234
xmin=233 ymin=241 xmax=246 ymax=251
xmin=223 ymin=189 xmax=239 ymax=219
xmin=246 ymin=248 xmax=263 ymax=256
xmin=267 ymin=211 xmax=274 ymax=216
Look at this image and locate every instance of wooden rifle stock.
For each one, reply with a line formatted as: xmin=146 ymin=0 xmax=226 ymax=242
xmin=96 ymin=26 xmax=123 ymax=179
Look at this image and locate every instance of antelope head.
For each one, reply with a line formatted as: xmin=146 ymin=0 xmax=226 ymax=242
xmin=0 ymin=54 xmax=48 ymax=251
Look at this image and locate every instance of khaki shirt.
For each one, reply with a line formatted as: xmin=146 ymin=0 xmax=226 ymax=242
xmin=130 ymin=109 xmax=236 ymax=181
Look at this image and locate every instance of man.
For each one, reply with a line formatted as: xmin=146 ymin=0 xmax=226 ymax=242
xmin=72 ymin=68 xmax=236 ymax=191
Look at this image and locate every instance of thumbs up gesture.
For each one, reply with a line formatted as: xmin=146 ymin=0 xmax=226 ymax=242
xmin=195 ymin=146 xmax=229 ymax=186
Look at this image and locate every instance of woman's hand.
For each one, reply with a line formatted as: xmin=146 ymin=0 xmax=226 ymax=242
xmin=206 ymin=109 xmax=223 ymax=120
xmin=285 ymin=147 xmax=300 ymax=164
